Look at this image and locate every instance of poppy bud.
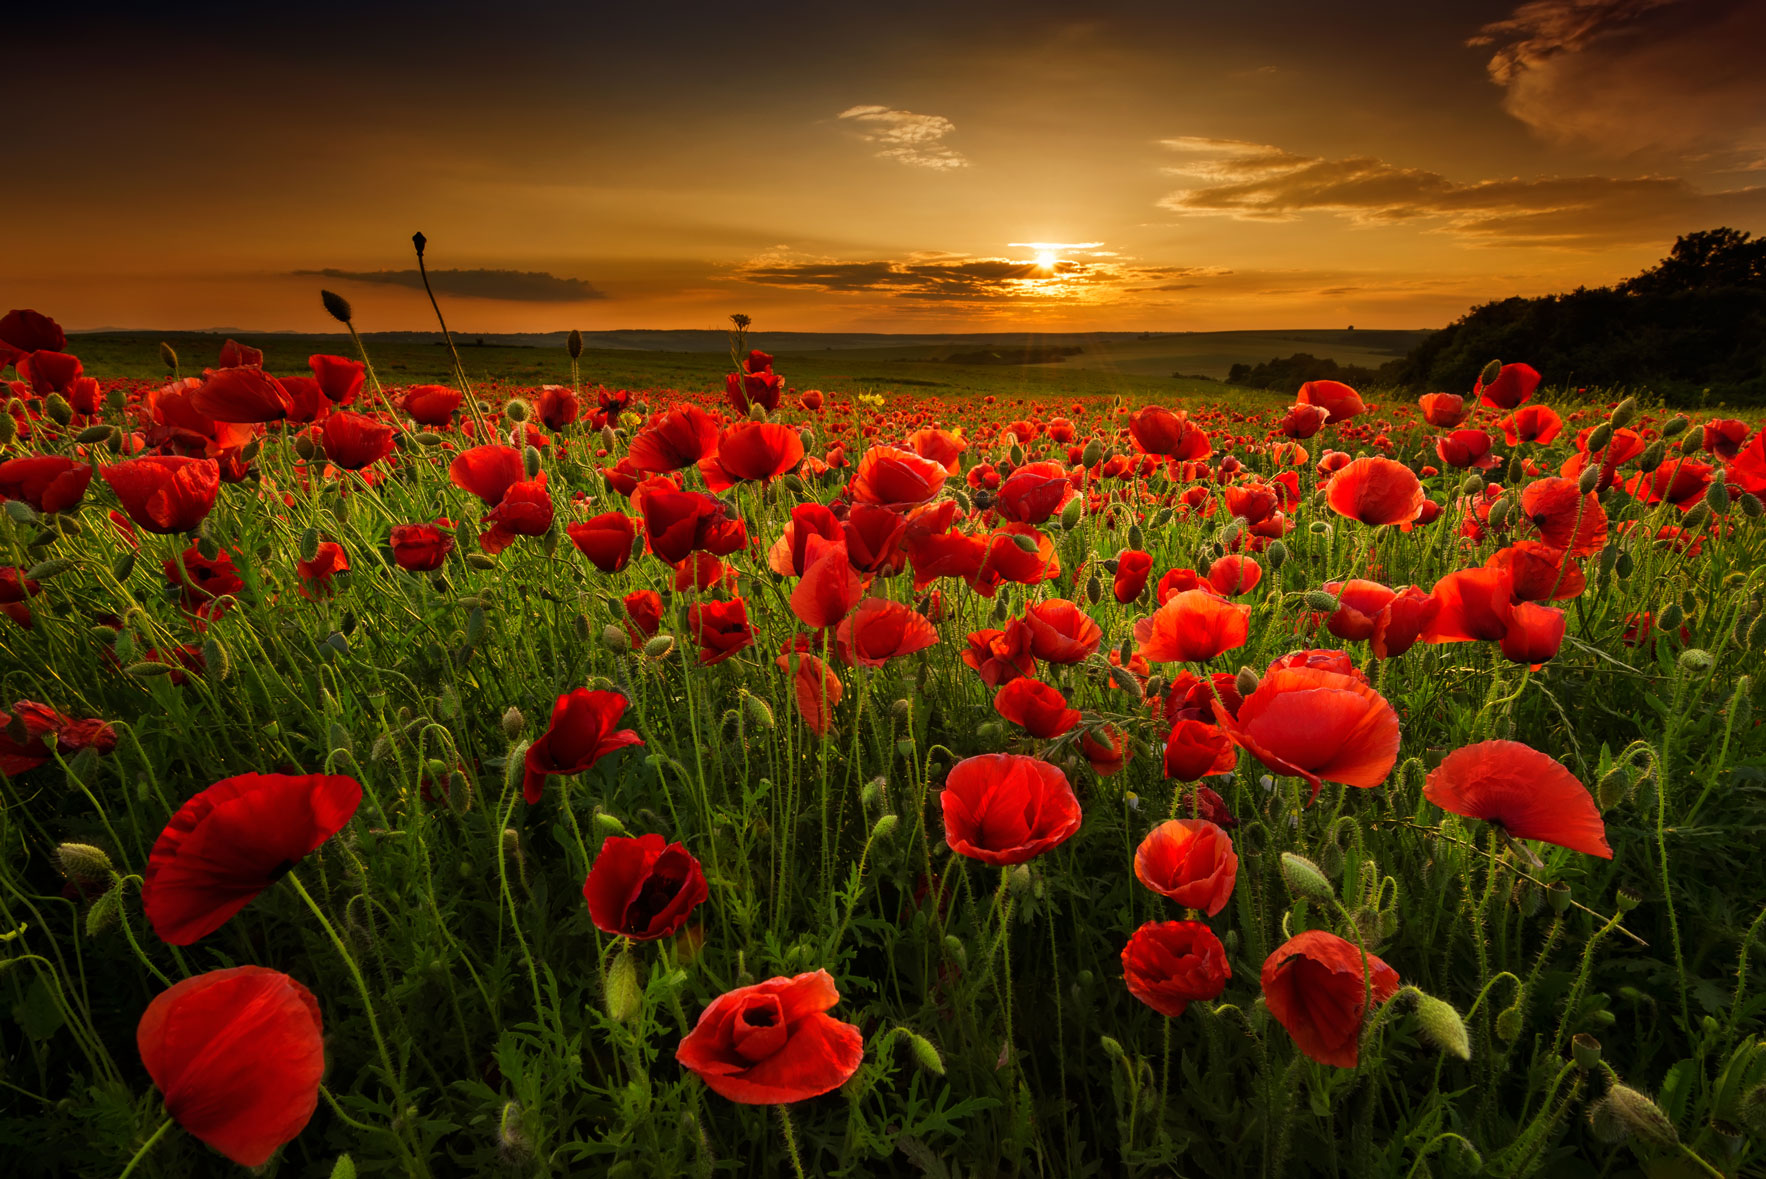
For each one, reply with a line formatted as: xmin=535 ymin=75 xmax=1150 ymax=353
xmin=74 ymin=423 xmax=112 ymax=445
xmin=904 ymin=1031 xmax=944 ymax=1076
xmin=1638 ymin=439 xmax=1665 ymax=472
xmin=741 ymin=690 xmax=775 ymax=731
xmin=1304 ymin=589 xmax=1339 ymax=612
xmin=1477 ymin=358 xmax=1503 ymax=390
xmin=1279 ymin=852 xmax=1334 ymax=903
xmin=126 ymin=661 xmax=174 ymax=678
xmin=56 ymin=842 xmax=114 ymax=881
xmin=1590 ymin=1084 xmax=1677 ymax=1147
xmin=1410 ymin=990 xmax=1471 ymax=1060
xmin=0 ymin=414 xmax=13 ymax=445
xmin=1007 ymin=863 xmax=1033 ymax=896
xmin=1009 ymin=532 xmax=1039 ymax=554
xmin=1486 ymin=496 xmax=1513 ymax=529
xmin=567 ymin=329 xmax=583 ymax=359
xmin=84 ymin=885 xmax=122 ymax=935
xmin=44 ymin=393 xmax=72 ymax=425
xmin=1596 ymin=765 xmax=1630 ymax=810
xmin=1662 ymin=414 xmax=1689 ymax=438
xmin=1505 ymin=455 xmax=1523 ymax=484
xmin=1084 ymin=571 xmax=1102 ymax=605
xmin=1577 ymin=465 xmax=1600 ymax=495
xmin=500 ymin=706 xmax=525 ymax=737
xmin=943 ymin=935 xmax=967 ymax=969
xmin=1496 ymin=1003 xmax=1523 ymax=1042
xmin=1128 ymin=523 xmax=1144 ymax=550
xmin=294 ymin=435 xmax=318 ymax=461
xmin=1236 ymin=666 xmax=1260 ymax=697
xmin=1739 ymin=492 xmax=1765 ymax=518
xmin=1682 ymin=502 xmax=1713 ymax=530
xmin=951 ymin=489 xmax=974 ymax=514
xmin=25 ymin=557 xmax=74 ymax=580
xmin=1266 ymin=539 xmax=1287 ymax=569
xmin=1706 ymin=480 xmax=1730 ymax=514
xmin=605 ymin=948 xmax=643 ymax=1022
xmin=600 ymin=624 xmax=630 ymax=653
xmin=1658 ymin=602 xmax=1684 ymax=630
xmin=1081 ymin=439 xmax=1103 ymax=466
xmin=1676 ymin=647 xmax=1713 ymax=675
xmin=1059 ymin=498 xmax=1084 ymax=530
xmin=871 ymin=814 xmax=899 ymax=843
xmin=643 ymin=634 xmax=676 ymax=658
xmin=505 ymin=399 xmax=530 ymax=423
xmin=202 ymin=635 xmax=233 ymax=682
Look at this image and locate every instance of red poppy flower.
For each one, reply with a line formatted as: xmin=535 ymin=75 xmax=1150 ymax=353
xmin=137 ymin=966 xmax=325 ymax=1166
xmin=1425 ymin=740 xmax=1610 ymax=857
xmin=479 ymin=474 xmax=555 ymax=554
xmin=725 ymin=366 xmax=783 ymax=415
xmin=1207 ymin=554 xmax=1261 ymax=597
xmin=961 ymin=621 xmax=1037 ymax=688
xmin=523 ymin=689 xmax=644 ymax=804
xmin=1122 ymin=921 xmax=1231 ymax=1018
xmin=1370 ymin=586 xmax=1439 ymax=659
xmin=1155 ymin=567 xmax=1204 ymax=604
xmin=993 ymin=678 xmax=1081 ymax=738
xmin=536 ymin=384 xmax=581 ymax=431
xmin=996 ymin=461 xmax=1077 ymax=524
xmin=1213 ymin=662 xmax=1400 ymax=801
xmin=1436 ymin=429 xmax=1497 ymax=470
xmin=18 ymin=350 xmax=83 ymax=396
xmin=1114 ymin=549 xmax=1153 ymax=603
xmin=790 ymin=539 xmax=866 ymax=630
xmin=707 ymin=421 xmax=804 ymax=488
xmin=940 ymin=752 xmax=1082 ymax=865
xmin=308 ymin=354 xmax=364 ymax=404
xmin=1487 ymin=541 xmax=1583 ymax=601
xmin=1325 ymin=457 xmax=1424 ymax=527
xmin=583 ymin=833 xmax=708 ymax=939
xmin=277 ymin=376 xmax=331 ymax=425
xmin=638 ymin=484 xmax=738 ymax=565
xmin=1133 ymin=818 xmax=1237 ymax=915
xmin=566 ymin=512 xmax=639 ymax=573
xmin=1477 ymin=362 xmax=1540 ymax=409
xmin=1625 ymin=459 xmax=1713 ymax=509
xmin=1081 ymin=725 xmax=1131 ymax=776
xmin=777 ymin=650 xmax=844 ymax=734
xmin=1499 ymin=600 xmax=1566 ymax=666
xmin=217 ymin=339 xmax=263 ymax=369
xmin=688 ymin=597 xmax=756 ymax=664
xmin=624 ymin=589 xmax=664 ymax=639
xmin=1418 ymin=392 xmax=1468 ymax=428
xmin=295 ymin=542 xmax=348 ymax=599
xmin=835 ymin=597 xmax=938 ymax=667
xmin=0 ymin=566 xmax=40 ymax=629
xmin=1022 ymin=598 xmax=1102 ymax=664
xmin=841 ymin=504 xmax=908 ymax=575
xmin=1262 ymin=930 xmax=1400 ymax=1068
xmin=1163 ymin=718 xmax=1236 ymax=781
xmin=101 ymin=456 xmax=220 ymax=535
xmin=629 ymin=406 xmax=721 ymax=473
xmin=676 ymin=970 xmax=864 ymax=1104
xmin=402 ymin=384 xmax=462 ymax=426
xmin=1322 ymin=580 xmax=1397 ymax=643
xmin=190 ymin=366 xmax=294 ymax=423
xmin=0 ymin=454 xmax=92 ymax=513
xmin=1499 ymin=405 xmax=1563 ymax=446
xmin=389 ymin=521 xmax=454 ymax=571
xmin=849 ymin=445 xmax=947 ymax=508
xmin=1702 ymin=419 xmax=1750 ymax=460
xmin=1277 ymin=403 xmax=1331 ymax=440
xmin=164 ymin=545 xmax=244 ymax=613
xmin=142 ymin=773 xmax=362 ymax=944
xmin=0 ymin=309 xmax=67 ymax=364
xmin=1128 ymin=406 xmax=1212 ymax=459
xmin=319 ymin=410 xmax=395 ymax=471
xmin=1422 ymin=567 xmax=1515 ymax=644
xmin=0 ymin=701 xmax=117 ymax=776
xmin=449 ymin=444 xmax=526 ymax=506
xmin=1137 ymin=589 xmax=1250 ymax=663
xmin=907 ymin=426 xmax=968 ymax=473
xmin=1518 ymin=478 xmax=1607 ymax=556
xmin=1296 ymin=379 xmax=1366 ymax=423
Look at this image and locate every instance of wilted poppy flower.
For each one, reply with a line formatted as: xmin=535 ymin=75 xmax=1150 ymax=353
xmin=190 ymin=366 xmax=293 ymax=423
xmin=1477 ymin=362 xmax=1540 ymax=409
xmin=402 ymin=384 xmax=462 ymax=426
xmin=1262 ymin=930 xmax=1400 ymax=1068
xmin=523 ymin=689 xmax=644 ymax=804
xmin=1022 ymin=598 xmax=1102 ymax=664
xmin=389 ymin=521 xmax=454 ymax=571
xmin=583 ymin=833 xmax=708 ymax=940
xmin=295 ymin=542 xmax=348 ymax=599
xmin=836 ymin=597 xmax=938 ymax=667
xmin=941 ymin=752 xmax=1081 ymax=865
xmin=1122 ymin=921 xmax=1230 ymax=1018
xmin=688 ymin=597 xmax=756 ymax=664
xmin=629 ymin=406 xmax=721 ymax=473
xmin=1296 ymin=379 xmax=1366 ymax=423
xmin=102 ymin=456 xmax=220 ymax=535
xmin=676 ymin=970 xmax=864 ymax=1104
xmin=566 ymin=512 xmax=639 ymax=573
xmin=1325 ymin=457 xmax=1424 ymax=527
xmin=777 ymin=650 xmax=844 ymax=735
xmin=137 ymin=966 xmax=325 ymax=1167
xmin=993 ymin=678 xmax=1082 ymax=738
xmin=1163 ymin=717 xmax=1236 ymax=781
xmin=1114 ymin=549 xmax=1153 ymax=603
xmin=1499 ymin=405 xmax=1563 ymax=446
xmin=1133 ymin=819 xmax=1237 ymax=915
xmin=1138 ymin=589 xmax=1250 ymax=663
xmin=143 ymin=773 xmax=363 ymax=944
xmin=1418 ymin=392 xmax=1468 ymax=428
xmin=849 ymin=445 xmax=947 ymax=508
xmin=449 ymin=445 xmax=526 ymax=506
xmin=1213 ymin=663 xmax=1400 ymax=801
xmin=319 ymin=410 xmax=395 ymax=471
xmin=1425 ymin=740 xmax=1610 ymax=857
xmin=308 ymin=354 xmax=364 ymax=404
xmin=0 ymin=455 xmax=92 ymax=513
xmin=1128 ymin=406 xmax=1211 ymax=459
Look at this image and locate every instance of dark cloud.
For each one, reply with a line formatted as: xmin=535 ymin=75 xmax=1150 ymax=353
xmin=737 ymin=254 xmax=1223 ymax=303
xmin=294 ymin=268 xmax=607 ymax=302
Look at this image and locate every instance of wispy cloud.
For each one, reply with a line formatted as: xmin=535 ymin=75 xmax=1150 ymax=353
xmin=837 ymin=105 xmax=969 ymax=169
xmin=737 ymin=247 xmax=1223 ymax=304
xmin=294 ymin=268 xmax=607 ymax=302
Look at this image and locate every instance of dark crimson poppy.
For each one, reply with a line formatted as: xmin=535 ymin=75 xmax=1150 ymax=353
xmin=307 ymin=354 xmax=364 ymax=405
xmin=583 ymin=833 xmax=708 ymax=939
xmin=849 ymin=445 xmax=947 ymax=508
xmin=629 ymin=406 xmax=721 ymax=473
xmin=1277 ymin=403 xmax=1331 ymax=440
xmin=566 ymin=512 xmax=639 ymax=573
xmin=1163 ymin=718 xmax=1236 ymax=781
xmin=389 ymin=521 xmax=454 ymax=571
xmin=479 ymin=474 xmax=554 ymax=555
xmin=0 ymin=309 xmax=66 ymax=366
xmin=993 ymin=678 xmax=1081 ymax=738
xmin=449 ymin=445 xmax=526 ymax=505
xmin=1370 ymin=585 xmax=1439 ymax=659
xmin=790 ymin=539 xmax=865 ymax=630
xmin=164 ymin=546 xmax=244 ymax=612
xmin=1114 ymin=549 xmax=1153 ymax=603
xmin=961 ymin=621 xmax=1037 ymax=688
xmin=190 ymin=366 xmax=294 ymax=423
xmin=0 ymin=566 xmax=40 ymax=629
xmin=1206 ymin=555 xmax=1260 ymax=597
xmin=1122 ymin=921 xmax=1230 ymax=1017
xmin=17 ymin=350 xmax=83 ymax=396
xmin=688 ymin=598 xmax=756 ymax=664
xmin=996 ymin=461 xmax=1076 ymax=524
xmin=1296 ymin=379 xmax=1366 ymax=423
xmin=294 ymin=541 xmax=348 ymax=599
xmin=319 ymin=411 xmax=395 ymax=471
xmin=725 ymin=360 xmax=783 ymax=415
xmin=623 ymin=589 xmax=664 ymax=639
xmin=940 ymin=752 xmax=1081 ymax=865
xmin=1418 ymin=392 xmax=1468 ymax=428
xmin=276 ymin=376 xmax=330 ymax=425
xmin=1425 ymin=739 xmax=1609 ymax=857
xmin=637 ymin=484 xmax=734 ymax=565
xmin=217 ymin=339 xmax=263 ymax=369
xmin=1519 ymin=477 xmax=1608 ymax=556
xmin=1477 ymin=362 xmax=1540 ymax=409
xmin=523 ymin=689 xmax=643 ymax=803
xmin=537 ymin=385 xmax=582 ymax=431
xmin=0 ymin=454 xmax=92 ymax=513
xmin=1133 ymin=818 xmax=1237 ymax=915
xmin=137 ymin=966 xmax=325 ymax=1166
xmin=676 ymin=970 xmax=863 ymax=1104
xmin=1137 ymin=589 xmax=1250 ymax=663
xmin=777 ymin=649 xmax=844 ymax=734
xmin=707 ymin=421 xmax=804 ymax=487
xmin=1499 ymin=405 xmax=1563 ymax=445
xmin=1022 ymin=598 xmax=1102 ymax=664
xmin=1261 ymin=930 xmax=1400 ymax=1068
xmin=1325 ymin=457 xmax=1424 ymax=527
xmin=836 ymin=597 xmax=939 ymax=667
xmin=1213 ymin=662 xmax=1400 ymax=801
xmin=403 ymin=384 xmax=462 ymax=426
xmin=0 ymin=700 xmax=117 ymax=776
xmin=142 ymin=773 xmax=362 ymax=944
xmin=101 ymin=456 xmax=220 ymax=535
xmin=1487 ymin=541 xmax=1583 ymax=601
xmin=1128 ymin=406 xmax=1211 ymax=459
xmin=674 ymin=552 xmax=733 ymax=593
xmin=1499 ymin=600 xmax=1565 ymax=666
xmin=1436 ymin=429 xmax=1496 ymax=470
xmin=842 ymin=503 xmax=908 ymax=575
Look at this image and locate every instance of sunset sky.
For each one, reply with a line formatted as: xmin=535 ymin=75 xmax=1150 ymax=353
xmin=13 ymin=0 xmax=1766 ymax=334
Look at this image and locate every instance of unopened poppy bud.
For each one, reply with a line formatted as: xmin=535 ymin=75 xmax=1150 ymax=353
xmin=1266 ymin=539 xmax=1287 ymax=569
xmin=1595 ymin=765 xmax=1630 ymax=810
xmin=567 ymin=328 xmax=583 ymax=359
xmin=1608 ymin=396 xmax=1637 ymax=427
xmin=1059 ymin=498 xmax=1084 ymax=530
xmin=0 ymin=414 xmax=14 ymax=445
xmin=1662 ymin=414 xmax=1689 ymax=438
xmin=1638 ymin=439 xmax=1665 ymax=472
xmin=1009 ymin=532 xmax=1039 ymax=554
xmin=891 ymin=698 xmax=911 ymax=721
xmin=523 ymin=446 xmax=542 ymax=477
xmin=501 ymin=828 xmax=526 ymax=884
xmin=951 ymin=489 xmax=974 ymax=514
xmin=605 ymin=948 xmax=643 ymax=1022
xmin=1586 ymin=421 xmax=1613 ymax=451
xmin=602 ymin=424 xmax=617 ymax=451
xmin=467 ymin=552 xmax=498 ymax=570
xmin=1411 ymin=990 xmax=1472 ymax=1060
xmin=1006 ymin=863 xmax=1033 ymax=896
xmin=747 ymin=401 xmax=767 ymax=423
xmin=44 ymin=393 xmax=72 ymax=425
xmin=1081 ymin=439 xmax=1104 ymax=466
xmin=1615 ymin=886 xmax=1642 ymax=912
xmin=1591 ymin=1083 xmax=1677 ymax=1147
xmin=1127 ymin=523 xmax=1145 ymax=550
xmin=1706 ymin=481 xmax=1730 ymax=513
xmin=1496 ymin=1003 xmax=1523 ymax=1042
xmin=25 ymin=557 xmax=74 ymax=580
xmin=1477 ymin=358 xmax=1503 ymax=389
xmin=741 ymin=691 xmax=775 ymax=731
xmin=73 ymin=423 xmax=112 ymax=445
xmin=319 ymin=288 xmax=354 ymax=323
xmin=860 ymin=777 xmax=886 ymax=810
xmin=1279 ymin=852 xmax=1334 ymax=902
xmin=84 ymin=885 xmax=122 ymax=935
xmin=1614 ymin=550 xmax=1633 ymax=578
xmin=643 ymin=634 xmax=675 ymax=658
xmin=1505 ymin=455 xmax=1523 ymax=484
xmin=943 ymin=934 xmax=967 ymax=969
xmin=1487 ymin=496 xmax=1513 ymax=529
xmin=1098 ymin=1035 xmax=1129 ymax=1066
xmin=56 ymin=842 xmax=114 ymax=881
xmin=1657 ymin=601 xmax=1684 ymax=630
xmin=870 ymin=814 xmax=899 ymax=843
xmin=294 ymin=435 xmax=318 ymax=461
xmin=600 ymin=624 xmax=630 ymax=653
xmin=904 ymin=1031 xmax=944 ymax=1075
xmin=505 ymin=399 xmax=530 ymax=423
xmin=1739 ymin=491 xmax=1765 ymax=518
xmin=496 ymin=1100 xmax=533 ymax=1163
xmin=499 ymin=706 xmax=525 ymax=738
xmin=1235 ymin=666 xmax=1259 ymax=697
xmin=1682 ymin=502 xmax=1713 ymax=530
xmin=1676 ymin=647 xmax=1713 ymax=674
xmin=1578 ymin=465 xmax=1600 ymax=494
xmin=1304 ymin=589 xmax=1340 ymax=611
xmin=1084 ymin=571 xmax=1102 ymax=605
xmin=202 ymin=635 xmax=233 ymax=682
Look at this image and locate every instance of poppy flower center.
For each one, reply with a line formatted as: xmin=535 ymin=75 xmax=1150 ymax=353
xmin=622 ymin=865 xmax=686 ymax=933
xmin=730 ymin=994 xmax=789 ymax=1062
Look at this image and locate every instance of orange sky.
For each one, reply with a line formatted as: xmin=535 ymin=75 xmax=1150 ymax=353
xmin=9 ymin=1 xmax=1764 ymax=333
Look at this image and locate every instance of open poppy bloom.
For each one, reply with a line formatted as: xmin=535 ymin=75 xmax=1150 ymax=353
xmin=566 ymin=511 xmax=639 ymax=573
xmin=449 ymin=444 xmax=526 ymax=506
xmin=848 ymin=445 xmax=947 ymax=508
xmin=676 ymin=970 xmax=864 ymax=1104
xmin=993 ymin=677 xmax=1082 ymax=738
xmin=1262 ymin=930 xmax=1400 ymax=1068
xmin=0 ymin=454 xmax=93 ymax=513
xmin=704 ymin=421 xmax=804 ymax=488
xmin=1325 ymin=457 xmax=1424 ymax=526
xmin=1212 ymin=661 xmax=1400 ymax=802
xmin=996 ymin=461 xmax=1077 ymax=524
xmin=1518 ymin=477 xmax=1607 ymax=556
xmin=941 ymin=752 xmax=1082 ymax=865
xmin=1296 ymin=379 xmax=1366 ymax=423
xmin=1137 ymin=589 xmax=1250 ymax=663
xmin=629 ymin=406 xmax=721 ymax=473
xmin=402 ymin=384 xmax=462 ymax=425
xmin=1424 ymin=739 xmax=1610 ymax=857
xmin=1122 ymin=921 xmax=1230 ymax=1017
xmin=319 ymin=410 xmax=395 ymax=470
xmin=1133 ymin=818 xmax=1237 ymax=915
xmin=0 ymin=701 xmax=117 ymax=777
xmin=835 ymin=597 xmax=938 ymax=667
xmin=101 ymin=456 xmax=221 ymax=535
xmin=688 ymin=597 xmax=757 ymax=664
xmin=190 ymin=366 xmax=293 ymax=423
xmin=790 ymin=539 xmax=866 ymax=630
xmin=1163 ymin=717 xmax=1237 ymax=781
xmin=295 ymin=541 xmax=348 ymax=599
xmin=523 ymin=689 xmax=644 ymax=804
xmin=777 ymin=649 xmax=844 ymax=734
xmin=389 ymin=521 xmax=455 ymax=571
xmin=961 ymin=620 xmax=1037 ymax=688
xmin=137 ymin=966 xmax=325 ymax=1166
xmin=537 ymin=384 xmax=581 ymax=430
xmin=308 ymin=354 xmax=364 ymax=404
xmin=1021 ymin=598 xmax=1102 ymax=663
xmin=1418 ymin=392 xmax=1468 ymax=428
xmin=1476 ymin=362 xmax=1540 ymax=409
xmin=142 ymin=773 xmax=363 ymax=944
xmin=583 ymin=833 xmax=709 ymax=939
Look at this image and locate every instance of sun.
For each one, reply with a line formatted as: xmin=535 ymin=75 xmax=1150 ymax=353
xmin=1035 ymin=250 xmax=1057 ymax=270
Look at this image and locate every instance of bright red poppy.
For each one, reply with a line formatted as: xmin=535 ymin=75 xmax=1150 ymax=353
xmin=1499 ymin=600 xmax=1566 ymax=666
xmin=777 ymin=649 xmax=844 ymax=735
xmin=1518 ymin=478 xmax=1607 ymax=557
xmin=706 ymin=421 xmax=804 ymax=488
xmin=190 ymin=366 xmax=294 ymax=423
xmin=0 ymin=455 xmax=92 ymax=513
xmin=479 ymin=474 xmax=555 ymax=554
xmin=308 ymin=354 xmax=364 ymax=404
xmin=1114 ymin=549 xmax=1153 ymax=603
xmin=1325 ymin=457 xmax=1424 ymax=527
xmin=523 ymin=689 xmax=644 ymax=804
xmin=1296 ymin=379 xmax=1366 ymax=423
xmin=101 ymin=456 xmax=220 ymax=535
xmin=688 ymin=597 xmax=756 ymax=664
xmin=1122 ymin=921 xmax=1231 ymax=1017
xmin=1499 ymin=405 xmax=1563 ymax=446
xmin=996 ymin=461 xmax=1077 ymax=524
xmin=1370 ymin=585 xmax=1439 ymax=659
xmin=1163 ymin=718 xmax=1237 ymax=781
xmin=1425 ymin=740 xmax=1610 ymax=857
xmin=993 ymin=678 xmax=1082 ymax=738
xmin=449 ymin=444 xmax=526 ymax=506
xmin=940 ymin=752 xmax=1082 ymax=865
xmin=1262 ymin=930 xmax=1400 ymax=1068
xmin=1022 ymin=598 xmax=1103 ymax=664
xmin=143 ymin=773 xmax=363 ymax=944
xmin=849 ymin=445 xmax=947 ymax=508
xmin=0 ymin=308 xmax=67 ymax=363
xmin=629 ymin=406 xmax=721 ymax=473
xmin=295 ymin=542 xmax=348 ymax=599
xmin=1207 ymin=554 xmax=1261 ymax=597
xmin=961 ymin=621 xmax=1038 ymax=688
xmin=1213 ymin=662 xmax=1400 ymax=801
xmin=583 ymin=833 xmax=709 ymax=940
xmin=320 ymin=410 xmax=395 ymax=471
xmin=1418 ymin=392 xmax=1468 ymax=428
xmin=537 ymin=384 xmax=581 ymax=431
xmin=1137 ymin=589 xmax=1250 ymax=663
xmin=623 ymin=589 xmax=664 ymax=639
xmin=1477 ymin=362 xmax=1541 ymax=409
xmin=676 ymin=970 xmax=864 ymax=1104
xmin=389 ymin=521 xmax=455 ymax=571
xmin=402 ymin=384 xmax=462 ymax=426
xmin=790 ymin=540 xmax=866 ymax=630
xmin=835 ymin=597 xmax=938 ymax=667
xmin=1133 ymin=818 xmax=1237 ymax=915
xmin=1128 ymin=406 xmax=1212 ymax=459
xmin=1321 ymin=580 xmax=1397 ymax=643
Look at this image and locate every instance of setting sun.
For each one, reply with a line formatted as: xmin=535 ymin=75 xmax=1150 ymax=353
xmin=1035 ymin=250 xmax=1058 ymax=270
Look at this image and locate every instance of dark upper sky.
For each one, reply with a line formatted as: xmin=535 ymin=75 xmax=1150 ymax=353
xmin=10 ymin=0 xmax=1764 ymax=331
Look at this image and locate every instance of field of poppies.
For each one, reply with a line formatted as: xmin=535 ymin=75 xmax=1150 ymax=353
xmin=2 ymin=293 xmax=1765 ymax=1178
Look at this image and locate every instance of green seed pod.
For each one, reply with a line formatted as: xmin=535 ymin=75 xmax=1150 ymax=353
xmin=4 ymin=500 xmax=38 ymax=524
xmin=504 ymin=398 xmax=530 ymax=422
xmin=1414 ymin=992 xmax=1472 ymax=1060
xmin=1279 ymin=852 xmax=1334 ymax=903
xmin=1266 ymin=539 xmax=1287 ymax=569
xmin=870 ymin=814 xmax=899 ymax=843
xmin=1615 ymin=886 xmax=1643 ymax=912
xmin=600 ymin=623 xmax=630 ymax=653
xmin=643 ymin=634 xmax=675 ymax=658
xmin=1662 ymin=414 xmax=1689 ymax=438
xmin=741 ymin=691 xmax=775 ymax=731
xmin=1610 ymin=397 xmax=1638 ymax=428
xmin=43 ymin=393 xmax=73 ymax=425
xmin=1127 ymin=523 xmax=1145 ymax=550
xmin=1235 ymin=666 xmax=1259 ymax=698
xmin=25 ymin=557 xmax=75 ymax=580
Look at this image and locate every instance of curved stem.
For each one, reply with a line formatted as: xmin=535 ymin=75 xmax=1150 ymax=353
xmin=117 ymin=1116 xmax=174 ymax=1179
